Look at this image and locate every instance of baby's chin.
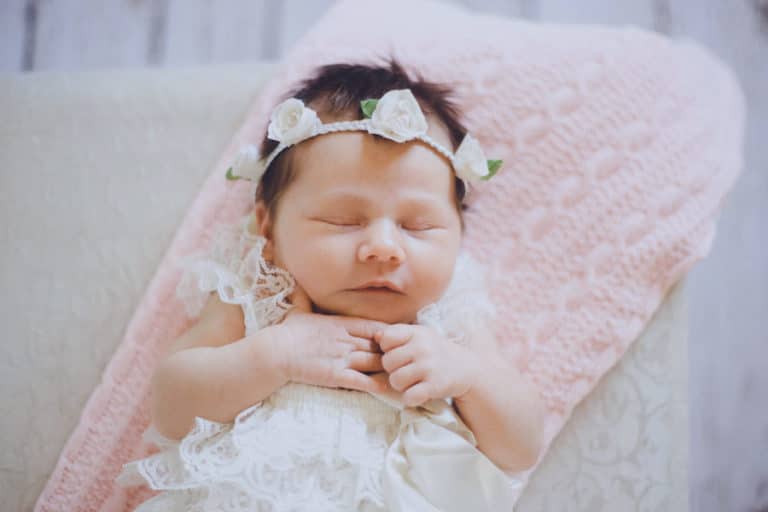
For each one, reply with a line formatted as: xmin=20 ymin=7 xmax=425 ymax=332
xmin=310 ymin=300 xmax=417 ymax=325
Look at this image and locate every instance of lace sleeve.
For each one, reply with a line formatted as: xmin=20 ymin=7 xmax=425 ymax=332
xmin=174 ymin=213 xmax=297 ymax=333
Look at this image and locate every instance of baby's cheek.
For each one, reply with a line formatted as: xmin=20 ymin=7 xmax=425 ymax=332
xmin=415 ymin=255 xmax=455 ymax=302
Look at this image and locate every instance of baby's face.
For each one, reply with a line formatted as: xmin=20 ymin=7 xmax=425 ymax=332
xmin=264 ymin=125 xmax=462 ymax=324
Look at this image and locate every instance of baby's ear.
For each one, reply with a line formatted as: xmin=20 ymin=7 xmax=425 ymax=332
xmin=252 ymin=202 xmax=272 ymax=237
xmin=252 ymin=202 xmax=275 ymax=259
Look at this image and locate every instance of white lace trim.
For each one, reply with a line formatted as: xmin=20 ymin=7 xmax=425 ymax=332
xmin=118 ymin=383 xmax=400 ymax=511
xmin=174 ymin=213 xmax=296 ymax=334
xmin=416 ymin=249 xmax=498 ymax=348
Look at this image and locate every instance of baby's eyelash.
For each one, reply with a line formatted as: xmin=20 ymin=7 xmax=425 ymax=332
xmin=321 ymin=218 xmax=359 ymax=226
xmin=400 ymin=222 xmax=434 ymax=231
xmin=315 ymin=217 xmax=436 ymax=231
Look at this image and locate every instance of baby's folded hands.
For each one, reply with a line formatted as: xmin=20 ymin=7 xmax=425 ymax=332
xmin=269 ymin=283 xmax=484 ymax=409
xmin=269 ymin=283 xmax=391 ymax=395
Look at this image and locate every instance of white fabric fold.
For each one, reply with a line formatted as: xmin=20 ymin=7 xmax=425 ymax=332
xmin=368 ymin=390 xmax=526 ymax=511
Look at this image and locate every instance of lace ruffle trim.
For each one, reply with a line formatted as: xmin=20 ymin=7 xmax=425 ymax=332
xmin=174 ymin=213 xmax=296 ymax=333
xmin=117 ymin=391 xmax=399 ymax=510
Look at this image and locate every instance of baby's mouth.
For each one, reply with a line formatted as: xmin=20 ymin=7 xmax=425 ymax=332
xmin=350 ymin=279 xmax=404 ymax=294
xmin=354 ymin=287 xmax=401 ymax=294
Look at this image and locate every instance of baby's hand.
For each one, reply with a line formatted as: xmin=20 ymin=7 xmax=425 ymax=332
xmin=271 ymin=283 xmax=391 ymax=394
xmin=376 ymin=324 xmax=481 ymax=408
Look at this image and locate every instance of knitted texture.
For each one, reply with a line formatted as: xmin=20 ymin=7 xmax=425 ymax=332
xmin=34 ymin=0 xmax=744 ymax=510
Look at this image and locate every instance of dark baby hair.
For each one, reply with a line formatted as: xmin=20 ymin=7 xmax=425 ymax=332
xmin=255 ymin=55 xmax=470 ymax=232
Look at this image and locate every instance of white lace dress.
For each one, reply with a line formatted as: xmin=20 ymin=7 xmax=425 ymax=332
xmin=116 ymin=212 xmax=527 ymax=511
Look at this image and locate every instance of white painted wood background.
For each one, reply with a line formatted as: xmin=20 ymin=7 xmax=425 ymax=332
xmin=1 ymin=1 xmax=766 ymax=511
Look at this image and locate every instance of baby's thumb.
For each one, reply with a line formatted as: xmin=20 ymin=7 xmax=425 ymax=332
xmin=288 ymin=282 xmax=312 ymax=313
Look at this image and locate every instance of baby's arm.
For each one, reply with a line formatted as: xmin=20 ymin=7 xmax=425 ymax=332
xmin=451 ymin=322 xmax=546 ymax=473
xmin=150 ymin=293 xmax=288 ymax=441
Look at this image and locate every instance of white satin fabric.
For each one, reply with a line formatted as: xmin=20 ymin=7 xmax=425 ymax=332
xmin=370 ymin=388 xmax=526 ymax=511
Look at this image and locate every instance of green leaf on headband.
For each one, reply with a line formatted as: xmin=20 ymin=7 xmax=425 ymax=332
xmin=360 ymin=99 xmax=378 ymax=118
xmin=482 ymin=160 xmax=503 ymax=181
xmin=225 ymin=167 xmax=242 ymax=180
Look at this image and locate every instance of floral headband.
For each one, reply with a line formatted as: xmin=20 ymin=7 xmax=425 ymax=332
xmin=224 ymin=88 xmax=502 ymax=194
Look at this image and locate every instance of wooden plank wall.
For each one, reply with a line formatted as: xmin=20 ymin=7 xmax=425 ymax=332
xmin=1 ymin=1 xmax=766 ymax=511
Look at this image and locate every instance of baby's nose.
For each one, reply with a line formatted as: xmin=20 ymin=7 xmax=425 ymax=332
xmin=358 ymin=221 xmax=406 ymax=263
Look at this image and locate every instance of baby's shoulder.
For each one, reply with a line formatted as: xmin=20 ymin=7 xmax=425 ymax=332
xmin=167 ymin=293 xmax=246 ymax=355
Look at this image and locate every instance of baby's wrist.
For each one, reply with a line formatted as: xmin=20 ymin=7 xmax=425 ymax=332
xmin=249 ymin=324 xmax=291 ymax=385
xmin=452 ymin=350 xmax=488 ymax=403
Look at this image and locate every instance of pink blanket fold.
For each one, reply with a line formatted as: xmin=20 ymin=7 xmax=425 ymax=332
xmin=35 ymin=0 xmax=745 ymax=510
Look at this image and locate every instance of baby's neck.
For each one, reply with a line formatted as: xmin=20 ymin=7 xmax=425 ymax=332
xmin=310 ymin=302 xmax=417 ymax=324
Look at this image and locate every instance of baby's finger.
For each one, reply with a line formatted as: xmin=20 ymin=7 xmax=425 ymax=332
xmin=344 ymin=335 xmax=381 ymax=353
xmin=402 ymin=381 xmax=432 ymax=408
xmin=337 ymin=316 xmax=389 ymax=341
xmin=380 ymin=344 xmax=412 ymax=373
xmin=388 ymin=363 xmax=424 ymax=393
xmin=376 ymin=324 xmax=414 ymax=352
xmin=347 ymin=351 xmax=384 ymax=373
xmin=336 ymin=369 xmax=389 ymax=394
xmin=367 ymin=371 xmax=392 ymax=392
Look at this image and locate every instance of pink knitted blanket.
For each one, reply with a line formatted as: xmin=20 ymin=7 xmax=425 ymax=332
xmin=35 ymin=1 xmax=745 ymax=510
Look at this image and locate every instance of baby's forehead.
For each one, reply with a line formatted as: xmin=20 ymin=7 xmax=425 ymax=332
xmin=310 ymin=186 xmax=452 ymax=212
xmin=291 ymin=134 xmax=456 ymax=203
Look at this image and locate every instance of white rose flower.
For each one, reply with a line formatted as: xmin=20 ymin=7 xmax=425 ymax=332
xmin=228 ymin=144 xmax=266 ymax=181
xmin=453 ymin=134 xmax=490 ymax=183
xmin=369 ymin=89 xmax=428 ymax=143
xmin=267 ymin=98 xmax=320 ymax=145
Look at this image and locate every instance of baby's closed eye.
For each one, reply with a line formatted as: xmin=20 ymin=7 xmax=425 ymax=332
xmin=314 ymin=216 xmax=439 ymax=232
xmin=396 ymin=220 xmax=437 ymax=232
xmin=316 ymin=217 xmax=360 ymax=227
